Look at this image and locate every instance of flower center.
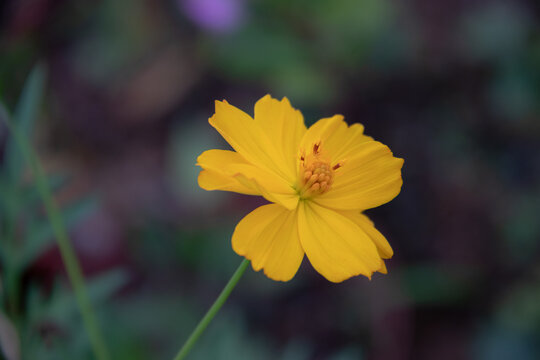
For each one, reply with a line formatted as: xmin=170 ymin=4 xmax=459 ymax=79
xmin=297 ymin=142 xmax=342 ymax=198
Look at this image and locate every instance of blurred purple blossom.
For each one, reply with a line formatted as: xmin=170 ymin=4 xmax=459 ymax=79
xmin=180 ymin=0 xmax=245 ymax=33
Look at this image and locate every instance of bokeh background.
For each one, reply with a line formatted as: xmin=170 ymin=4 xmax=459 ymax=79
xmin=1 ymin=0 xmax=540 ymax=359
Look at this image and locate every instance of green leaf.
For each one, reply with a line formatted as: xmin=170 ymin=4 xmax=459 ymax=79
xmin=0 ymin=102 xmax=11 ymax=215
xmin=18 ymin=196 xmax=99 ymax=270
xmin=23 ymin=270 xmax=127 ymax=360
xmin=400 ymin=264 xmax=477 ymax=305
xmin=0 ymin=99 xmax=9 ymax=127
xmin=27 ymin=269 xmax=128 ymax=326
xmin=0 ymin=174 xmax=68 ymax=226
xmin=85 ymin=270 xmax=129 ymax=303
xmin=18 ymin=174 xmax=69 ymax=209
xmin=4 ymin=63 xmax=46 ymax=183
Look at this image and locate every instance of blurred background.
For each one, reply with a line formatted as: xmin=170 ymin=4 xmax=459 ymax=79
xmin=1 ymin=0 xmax=540 ymax=359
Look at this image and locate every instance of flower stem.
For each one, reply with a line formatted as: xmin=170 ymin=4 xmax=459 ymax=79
xmin=173 ymin=259 xmax=250 ymax=360
xmin=2 ymin=117 xmax=110 ymax=360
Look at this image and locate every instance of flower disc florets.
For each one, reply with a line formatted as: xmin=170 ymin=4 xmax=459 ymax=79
xmin=297 ymin=142 xmax=342 ymax=198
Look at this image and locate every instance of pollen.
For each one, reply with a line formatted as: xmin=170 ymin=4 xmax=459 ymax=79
xmin=298 ymin=142 xmax=342 ymax=198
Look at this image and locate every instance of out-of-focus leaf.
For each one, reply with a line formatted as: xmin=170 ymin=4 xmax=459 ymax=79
xmin=489 ymin=62 xmax=536 ymax=121
xmin=41 ymin=269 xmax=127 ymax=323
xmin=328 ymin=347 xmax=364 ymax=360
xmin=166 ymin=119 xmax=228 ymax=210
xmin=0 ymin=175 xmax=69 ymax=234
xmin=0 ymin=102 xmax=11 ymax=220
xmin=18 ymin=197 xmax=99 ymax=269
xmin=280 ymin=341 xmax=311 ymax=360
xmin=208 ymin=24 xmax=336 ymax=105
xmin=471 ymin=325 xmax=538 ymax=360
xmin=496 ymin=280 xmax=540 ymax=332
xmin=211 ymin=24 xmax=307 ymax=80
xmin=24 ymin=270 xmax=128 ymax=360
xmin=457 ymin=2 xmax=531 ymax=62
xmin=0 ymin=99 xmax=10 ymax=128
xmin=0 ymin=310 xmax=20 ymax=360
xmin=84 ymin=269 xmax=129 ymax=304
xmin=4 ymin=64 xmax=46 ymax=183
xmin=400 ymin=265 xmax=477 ymax=305
xmin=189 ymin=311 xmax=274 ymax=360
xmin=21 ymin=310 xmax=91 ymax=360
xmin=0 ymin=274 xmax=4 ymax=307
xmin=18 ymin=175 xmax=69 ymax=209
xmin=500 ymin=195 xmax=540 ymax=264
xmin=21 ymin=271 xmax=126 ymax=359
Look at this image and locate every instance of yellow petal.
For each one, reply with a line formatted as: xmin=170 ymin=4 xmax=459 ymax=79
xmin=341 ymin=212 xmax=394 ymax=259
xmin=198 ymin=170 xmax=256 ymax=195
xmin=254 ymin=95 xmax=307 ymax=176
xmin=340 ymin=211 xmax=392 ymax=275
xmin=232 ymin=204 xmax=304 ymax=282
xmin=299 ymin=115 xmax=343 ymax=157
xmin=297 ymin=201 xmax=382 ymax=282
xmin=233 ymin=170 xmax=298 ymax=210
xmin=378 ymin=260 xmax=388 ymax=274
xmin=300 ymin=115 xmax=372 ymax=164
xmin=197 ymin=149 xmax=298 ymax=208
xmin=197 ymin=150 xmax=258 ymax=195
xmin=209 ymin=99 xmax=295 ymax=183
xmin=315 ymin=141 xmax=404 ymax=210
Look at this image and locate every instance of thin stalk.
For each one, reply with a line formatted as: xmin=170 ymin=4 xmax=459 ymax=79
xmin=173 ymin=259 xmax=250 ymax=360
xmin=2 ymin=117 xmax=110 ymax=360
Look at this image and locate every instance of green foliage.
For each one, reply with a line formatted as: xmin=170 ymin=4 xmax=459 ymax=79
xmin=400 ymin=264 xmax=477 ymax=305
xmin=207 ymin=0 xmax=403 ymax=106
xmin=0 ymin=65 xmax=120 ymax=359
xmin=4 ymin=64 xmax=46 ymax=184
xmin=188 ymin=311 xmax=362 ymax=360
xmin=496 ymin=277 xmax=540 ymax=333
xmin=21 ymin=271 xmax=128 ymax=360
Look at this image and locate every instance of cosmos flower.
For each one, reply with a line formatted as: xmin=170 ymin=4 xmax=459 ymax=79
xmin=197 ymin=95 xmax=403 ymax=282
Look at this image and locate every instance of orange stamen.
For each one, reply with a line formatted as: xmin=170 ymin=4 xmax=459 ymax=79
xmin=297 ymin=141 xmax=342 ymax=197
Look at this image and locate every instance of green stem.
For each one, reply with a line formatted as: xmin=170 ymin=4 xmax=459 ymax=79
xmin=2 ymin=117 xmax=110 ymax=360
xmin=173 ymin=259 xmax=250 ymax=360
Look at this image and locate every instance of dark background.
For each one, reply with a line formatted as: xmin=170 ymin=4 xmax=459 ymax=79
xmin=1 ymin=0 xmax=540 ymax=359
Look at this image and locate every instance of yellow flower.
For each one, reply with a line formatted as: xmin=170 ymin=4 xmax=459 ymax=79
xmin=197 ymin=95 xmax=404 ymax=282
